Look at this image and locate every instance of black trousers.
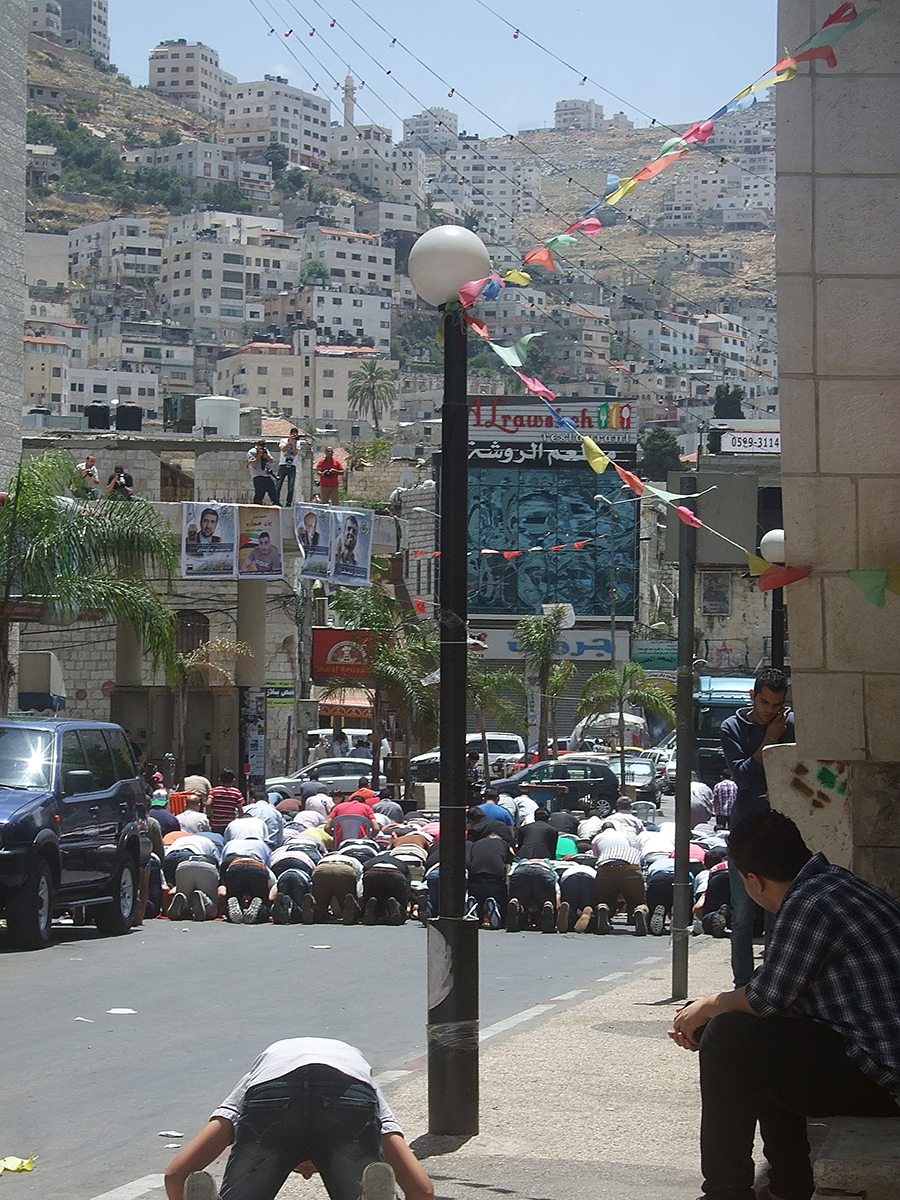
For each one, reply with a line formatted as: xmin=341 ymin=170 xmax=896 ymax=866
xmin=362 ymin=867 xmax=409 ymax=914
xmin=220 ymin=1064 xmax=383 ymax=1200
xmin=469 ymin=875 xmax=508 ymax=920
xmin=699 ymin=1011 xmax=900 ymax=1200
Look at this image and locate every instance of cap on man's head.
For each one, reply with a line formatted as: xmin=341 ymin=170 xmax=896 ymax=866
xmin=150 ymin=794 xmax=168 ymax=807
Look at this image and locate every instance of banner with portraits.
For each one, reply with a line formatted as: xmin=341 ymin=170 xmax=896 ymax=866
xmin=181 ymin=503 xmax=283 ymax=580
xmin=294 ymin=503 xmax=373 ymax=589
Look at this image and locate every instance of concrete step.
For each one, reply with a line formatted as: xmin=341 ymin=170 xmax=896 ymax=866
xmin=813 ymin=1116 xmax=900 ymax=1200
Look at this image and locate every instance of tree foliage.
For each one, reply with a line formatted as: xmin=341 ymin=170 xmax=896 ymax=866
xmin=713 ymin=383 xmax=746 ymax=419
xmin=165 ymin=637 xmax=251 ymax=787
xmin=299 ymin=260 xmax=331 ymax=284
xmin=577 ymin=662 xmax=675 ymax=780
xmin=347 ymin=361 xmax=397 ymax=435
xmin=638 ymin=426 xmax=683 ymax=482
xmin=0 ymin=451 xmax=178 ymax=715
xmin=467 ymin=656 xmax=525 ymax=781
xmin=512 ymin=606 xmax=568 ymax=761
xmin=265 ymin=140 xmax=289 ymax=178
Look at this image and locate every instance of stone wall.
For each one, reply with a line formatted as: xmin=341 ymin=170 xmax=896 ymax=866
xmin=343 ymin=457 xmax=434 ymax=504
xmin=0 ymin=2 xmax=25 ymax=480
xmin=777 ymin=0 xmax=900 ymax=889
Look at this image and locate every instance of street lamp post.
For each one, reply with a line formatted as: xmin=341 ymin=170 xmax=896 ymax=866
xmin=760 ymin=529 xmax=786 ymax=670
xmin=595 ymin=489 xmax=639 ymax=776
xmin=408 ymin=226 xmax=491 ymax=1137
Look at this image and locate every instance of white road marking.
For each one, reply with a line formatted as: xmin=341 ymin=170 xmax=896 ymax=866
xmin=88 ymin=1174 xmax=164 ymax=1200
xmin=595 ymin=970 xmax=629 ymax=982
xmin=634 ymin=955 xmax=664 ymax=965
xmin=550 ymin=988 xmax=586 ymax=1002
xmin=479 ymin=1004 xmax=554 ymax=1041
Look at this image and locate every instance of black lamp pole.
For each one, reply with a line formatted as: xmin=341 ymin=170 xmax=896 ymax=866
xmin=426 ymin=307 xmax=479 ymax=1136
xmin=672 ymin=475 xmax=697 ymax=1000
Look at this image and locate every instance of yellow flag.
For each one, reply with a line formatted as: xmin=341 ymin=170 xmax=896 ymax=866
xmin=605 ymin=176 xmax=640 ymax=206
xmin=886 ymin=561 xmax=900 ymax=599
xmin=746 ymin=553 xmax=771 ymax=577
xmin=582 ymin=436 xmax=610 ymax=474
xmin=503 ymin=269 xmax=531 ymax=286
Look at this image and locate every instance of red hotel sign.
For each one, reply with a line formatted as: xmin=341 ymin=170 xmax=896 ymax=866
xmin=312 ymin=629 xmax=372 ymax=680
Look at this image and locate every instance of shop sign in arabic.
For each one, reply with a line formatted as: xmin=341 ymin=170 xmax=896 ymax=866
xmin=474 ymin=626 xmax=631 ymax=663
xmin=468 ymin=395 xmax=638 ymax=444
xmin=468 ymin=440 xmax=629 ymax=467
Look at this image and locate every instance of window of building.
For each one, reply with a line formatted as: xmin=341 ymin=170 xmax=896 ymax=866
xmin=176 ymin=610 xmax=209 ymax=655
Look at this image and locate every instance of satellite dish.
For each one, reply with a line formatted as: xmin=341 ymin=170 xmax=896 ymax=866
xmin=399 ymin=471 xmax=415 ymax=488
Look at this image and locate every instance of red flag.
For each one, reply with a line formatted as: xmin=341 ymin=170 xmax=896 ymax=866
xmin=758 ymin=565 xmax=811 ymax=592
xmin=413 ymin=598 xmax=427 ymax=615
xmin=523 ymin=247 xmax=555 ymax=271
xmin=675 ymin=505 xmax=703 ymax=529
xmin=573 ymin=540 xmax=591 ymax=549
xmin=824 ymin=3 xmax=857 ymax=27
xmin=613 ymin=462 xmax=644 ymax=495
xmin=503 ymin=550 xmax=522 ymax=559
xmin=413 ymin=550 xmax=427 ymax=559
xmin=550 ymin=544 xmax=567 ymax=552
xmin=464 ymin=313 xmax=490 ymax=340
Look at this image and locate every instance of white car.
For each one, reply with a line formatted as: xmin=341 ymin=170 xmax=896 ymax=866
xmin=411 ymin=733 xmax=525 ymax=783
xmin=266 ymin=757 xmax=387 ymax=799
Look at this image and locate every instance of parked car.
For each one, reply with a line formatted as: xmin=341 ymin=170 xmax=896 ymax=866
xmin=0 ymin=719 xmax=143 ymax=950
xmin=411 ymin=733 xmax=525 ymax=783
xmin=265 ymin=757 xmax=387 ymax=800
xmin=492 ymin=757 xmax=620 ymax=817
xmin=607 ymin=757 xmax=664 ymax=808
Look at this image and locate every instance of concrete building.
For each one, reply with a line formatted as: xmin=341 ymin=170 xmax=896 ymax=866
xmin=773 ymin=0 xmax=900 ymax=897
xmin=122 ymin=141 xmax=273 ymax=203
xmin=308 ymin=288 xmax=392 ymax=351
xmin=24 ymin=335 xmax=69 ymax=409
xmin=28 ymin=2 xmax=62 ymax=42
xmin=66 ymin=366 xmax=159 ymax=415
xmin=25 ymin=232 xmax=68 ymax=289
xmin=224 ymin=76 xmax=330 ymax=168
xmin=555 ymin=98 xmax=604 ymax=131
xmin=25 ymin=142 xmax=61 ymax=189
xmin=313 ymin=348 xmax=398 ymax=425
xmin=68 ymin=217 xmax=163 ymax=286
xmin=90 ymin=318 xmax=195 ymax=393
xmin=436 ymin=138 xmax=541 ymax=241
xmin=545 ymin=303 xmax=612 ymax=379
xmin=148 ymin=39 xmax=235 ymax=119
xmin=214 ymin=342 xmax=306 ymax=414
xmin=624 ymin=314 xmax=700 ymax=373
xmin=355 ymin=202 xmax=418 ymax=235
xmin=300 ymin=224 xmax=394 ymax=294
xmin=330 ymin=125 xmax=428 ymax=208
xmin=0 ymin=0 xmax=26 ymax=474
xmin=402 ymin=107 xmax=458 ymax=153
xmin=60 ymin=0 xmax=108 ymax=59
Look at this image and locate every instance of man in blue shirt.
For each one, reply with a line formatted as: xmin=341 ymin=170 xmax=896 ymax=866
xmin=671 ymin=811 xmax=900 ymax=1200
xmin=720 ymin=667 xmax=795 ymax=986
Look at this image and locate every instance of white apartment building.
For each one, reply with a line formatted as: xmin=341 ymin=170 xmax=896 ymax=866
xmin=166 ymin=209 xmax=283 ymax=246
xmin=402 ymin=107 xmax=458 ymax=152
xmin=309 ymin=288 xmax=392 ymax=351
xmin=299 ymin=225 xmax=395 ymax=294
xmin=313 ymin=348 xmax=399 ymax=426
xmin=478 ymin=287 xmax=547 ymax=342
xmin=66 ymin=366 xmax=159 ymax=414
xmin=698 ymin=315 xmax=747 ymax=379
xmin=330 ymin=124 xmax=427 ymax=207
xmin=624 ymin=315 xmax=700 ymax=372
xmin=68 ymin=217 xmax=162 ymax=285
xmin=215 ymin=342 xmax=307 ymax=414
xmin=545 ymin=304 xmax=612 ymax=378
xmin=123 ymin=141 xmax=273 ymax=202
xmin=149 ymin=40 xmax=235 ymax=119
xmin=24 ymin=334 xmax=69 ymax=409
xmin=705 ymin=105 xmax=776 ymax=156
xmin=91 ymin=319 xmax=196 ymax=392
xmin=224 ymin=76 xmax=330 ymax=168
xmin=437 ymin=139 xmax=541 ymax=241
xmin=60 ymin=0 xmax=108 ymax=59
xmin=25 ymin=234 xmax=69 ymax=289
xmin=555 ymin=98 xmax=604 ymax=131
xmin=355 ymin=202 xmax=418 ymax=235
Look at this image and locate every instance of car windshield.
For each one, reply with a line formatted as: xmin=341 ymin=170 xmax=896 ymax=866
xmin=609 ymin=761 xmax=654 ymax=783
xmin=0 ymin=727 xmax=53 ymax=789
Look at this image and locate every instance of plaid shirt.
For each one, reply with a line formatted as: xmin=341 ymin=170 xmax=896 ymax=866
xmin=712 ymin=778 xmax=738 ymax=821
xmin=745 ymin=853 xmax=900 ymax=1095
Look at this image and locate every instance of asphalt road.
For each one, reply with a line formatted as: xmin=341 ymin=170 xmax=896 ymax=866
xmin=0 ymin=917 xmax=670 ymax=1200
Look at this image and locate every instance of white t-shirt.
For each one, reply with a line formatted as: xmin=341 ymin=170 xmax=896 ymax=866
xmin=166 ymin=834 xmax=219 ymax=861
xmin=247 ymin=447 xmax=274 ymax=478
xmin=514 ymin=795 xmax=539 ymax=826
xmin=211 ymin=1038 xmax=402 ymax=1133
xmin=224 ymin=816 xmax=268 ymax=844
xmin=178 ymin=808 xmax=211 ymax=835
xmin=278 ymin=436 xmax=298 ymax=468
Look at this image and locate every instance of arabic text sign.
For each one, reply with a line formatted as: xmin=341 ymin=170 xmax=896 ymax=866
xmin=473 ymin=626 xmax=631 ymax=663
xmin=312 ymin=629 xmax=373 ymax=680
xmin=238 ymin=507 xmax=284 ymax=579
xmin=469 ymin=395 xmax=638 ymax=444
xmin=295 ymin=504 xmax=373 ymax=589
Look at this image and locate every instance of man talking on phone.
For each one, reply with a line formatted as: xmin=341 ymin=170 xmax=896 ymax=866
xmin=720 ymin=667 xmax=794 ymax=987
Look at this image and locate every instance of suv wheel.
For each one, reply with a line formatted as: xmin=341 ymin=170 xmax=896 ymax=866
xmin=594 ymin=797 xmax=613 ymax=819
xmin=7 ymin=856 xmax=54 ymax=950
xmin=94 ymin=857 xmax=137 ymax=937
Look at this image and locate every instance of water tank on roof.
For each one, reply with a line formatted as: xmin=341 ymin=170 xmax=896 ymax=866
xmin=193 ymin=395 xmax=240 ymax=438
xmin=115 ymin=402 xmax=143 ymax=432
xmin=85 ymin=402 xmax=110 ymax=430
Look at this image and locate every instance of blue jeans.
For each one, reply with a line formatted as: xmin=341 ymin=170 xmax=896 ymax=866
xmin=220 ymin=1064 xmax=384 ymax=1200
xmin=728 ymin=856 xmax=762 ymax=987
xmin=276 ymin=464 xmax=296 ymax=507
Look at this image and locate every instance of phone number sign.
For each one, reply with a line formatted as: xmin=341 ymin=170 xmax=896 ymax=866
xmin=720 ymin=431 xmax=780 ymax=454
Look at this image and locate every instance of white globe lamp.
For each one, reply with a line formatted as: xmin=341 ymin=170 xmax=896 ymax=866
xmin=407 ymin=226 xmax=492 ymax=307
xmin=760 ymin=528 xmax=786 ymax=564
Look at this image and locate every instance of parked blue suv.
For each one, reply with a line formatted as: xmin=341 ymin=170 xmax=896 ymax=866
xmin=0 ymin=720 xmax=144 ymax=949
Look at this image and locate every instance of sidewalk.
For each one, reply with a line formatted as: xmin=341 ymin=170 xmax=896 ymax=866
xmin=281 ymin=933 xmax=735 ymax=1200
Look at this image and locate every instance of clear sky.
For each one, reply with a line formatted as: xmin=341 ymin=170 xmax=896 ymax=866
xmin=110 ymin=0 xmax=778 ymax=136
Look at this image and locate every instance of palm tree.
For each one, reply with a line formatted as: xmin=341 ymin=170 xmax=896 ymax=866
xmin=328 ymin=584 xmax=438 ymax=785
xmin=546 ymin=660 xmax=576 ymax=758
xmin=166 ymin=637 xmax=252 ymax=787
xmin=513 ymin=606 xmax=567 ymax=762
xmin=0 ymin=451 xmax=177 ymax=715
xmin=346 ymin=360 xmax=397 ymax=435
xmin=466 ymin=655 xmax=526 ymax=782
xmin=577 ymin=662 xmax=675 ymax=782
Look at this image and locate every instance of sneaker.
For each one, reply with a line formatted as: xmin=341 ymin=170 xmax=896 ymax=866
xmin=300 ymin=893 xmax=315 ymax=925
xmin=272 ymin=892 xmax=294 ymax=925
xmin=243 ymin=897 xmax=262 ymax=924
xmin=574 ymin=906 xmax=593 ymax=934
xmin=168 ymin=892 xmax=188 ymax=921
xmin=184 ymin=1171 xmax=218 ymax=1200
xmin=191 ymin=890 xmax=216 ymax=922
xmin=633 ymin=905 xmax=649 ymax=937
xmin=505 ymin=896 xmax=520 ymax=933
xmin=484 ymin=896 xmax=502 ymax=929
xmin=342 ymin=894 xmax=358 ymax=926
xmin=540 ymin=901 xmax=556 ymax=934
xmin=707 ymin=905 xmax=729 ymax=938
xmin=226 ymin=896 xmax=242 ymax=924
xmin=360 ymin=1161 xmax=396 ymax=1200
xmin=362 ymin=896 xmax=378 ymax=925
xmin=595 ymin=903 xmax=611 ymax=935
xmin=465 ymin=896 xmax=479 ymax=919
xmin=386 ymin=897 xmax=405 ymax=926
xmin=649 ymin=904 xmax=667 ymax=936
xmin=555 ymin=901 xmax=570 ymax=934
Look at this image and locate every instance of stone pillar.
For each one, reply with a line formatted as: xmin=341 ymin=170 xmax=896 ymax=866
xmin=115 ymin=623 xmax=143 ymax=687
xmin=0 ymin=2 xmax=25 ymax=480
xmin=236 ymin=580 xmax=267 ymax=800
xmin=778 ymin=0 xmax=900 ymax=892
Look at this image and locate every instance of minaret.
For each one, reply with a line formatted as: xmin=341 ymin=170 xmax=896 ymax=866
xmin=342 ymin=73 xmax=356 ymax=127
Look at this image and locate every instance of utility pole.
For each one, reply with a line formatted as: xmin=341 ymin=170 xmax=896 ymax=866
xmin=672 ymin=475 xmax=697 ymax=1000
